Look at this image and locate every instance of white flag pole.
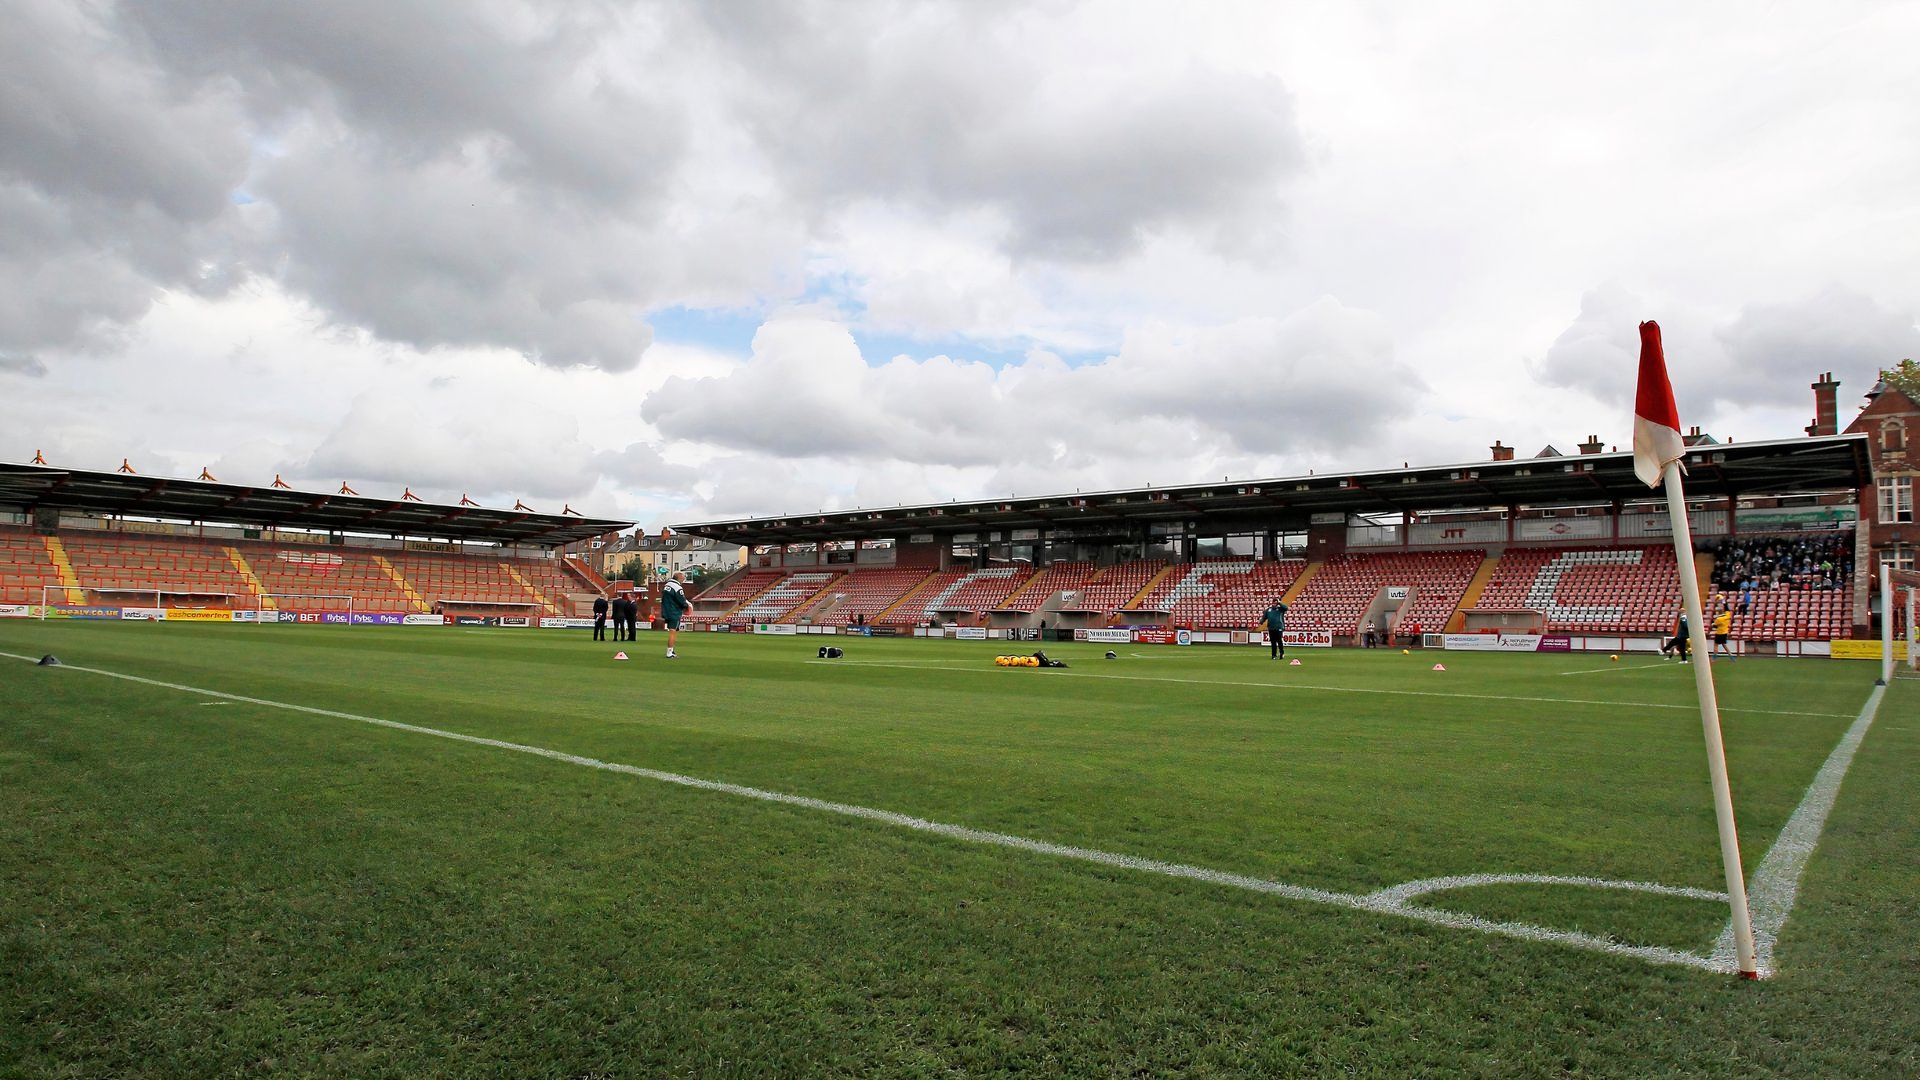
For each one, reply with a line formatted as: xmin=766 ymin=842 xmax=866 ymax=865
xmin=1662 ymin=460 xmax=1759 ymax=977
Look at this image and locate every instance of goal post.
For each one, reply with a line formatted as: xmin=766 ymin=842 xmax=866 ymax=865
xmin=1890 ymin=567 xmax=1919 ymax=676
xmin=255 ymin=593 xmax=357 ymax=625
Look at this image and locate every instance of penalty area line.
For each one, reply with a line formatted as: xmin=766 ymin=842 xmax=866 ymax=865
xmin=2 ymin=649 xmax=1735 ymax=976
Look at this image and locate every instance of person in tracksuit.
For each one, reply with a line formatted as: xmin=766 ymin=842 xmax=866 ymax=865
xmin=1259 ymin=600 xmax=1289 ymax=659
xmin=661 ymin=573 xmax=690 ymax=658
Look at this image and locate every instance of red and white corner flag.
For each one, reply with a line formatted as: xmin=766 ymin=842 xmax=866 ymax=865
xmin=1632 ymin=317 xmax=1761 ymax=977
xmin=1633 ymin=320 xmax=1687 ymax=487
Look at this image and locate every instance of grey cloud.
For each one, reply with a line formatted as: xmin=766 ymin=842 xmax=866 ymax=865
xmin=0 ymin=352 xmax=48 ymax=377
xmin=1532 ymin=284 xmax=1644 ymax=404
xmin=0 ymin=1 xmax=249 ymax=359
xmin=257 ymin=146 xmax=657 ymax=369
xmin=700 ymin=1 xmax=1305 ymax=260
xmin=119 ymin=0 xmax=683 ymax=208
xmin=1534 ymin=284 xmax=1917 ymax=420
xmin=594 ymin=442 xmax=700 ymax=494
xmin=1714 ymin=287 xmax=1918 ymax=408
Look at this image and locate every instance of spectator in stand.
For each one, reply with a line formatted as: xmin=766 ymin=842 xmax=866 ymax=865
xmin=1712 ymin=533 xmax=1852 ymax=596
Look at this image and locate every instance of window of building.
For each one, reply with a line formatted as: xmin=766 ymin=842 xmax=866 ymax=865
xmin=1879 ymin=477 xmax=1914 ymax=524
xmin=1878 ymin=545 xmax=1914 ymax=585
xmin=1882 ymin=420 xmax=1907 ymax=454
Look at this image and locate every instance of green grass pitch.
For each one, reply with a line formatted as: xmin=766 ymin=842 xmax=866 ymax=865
xmin=2 ymin=620 xmax=1915 ymax=1076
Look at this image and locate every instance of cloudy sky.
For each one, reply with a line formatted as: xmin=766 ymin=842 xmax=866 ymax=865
xmin=4 ymin=0 xmax=1917 ymax=529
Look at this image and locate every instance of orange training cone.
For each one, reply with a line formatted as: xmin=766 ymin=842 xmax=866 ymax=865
xmin=613 ymin=651 xmax=629 ymax=661
xmin=1431 ymin=663 xmax=1446 ymax=671
xmin=1288 ymin=658 xmax=1302 ymax=666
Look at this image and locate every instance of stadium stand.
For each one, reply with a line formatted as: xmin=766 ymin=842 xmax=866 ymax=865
xmin=57 ymin=532 xmax=257 ymax=606
xmin=914 ymin=566 xmax=1032 ymax=620
xmin=1707 ymin=532 xmax=1854 ymax=640
xmin=694 ymin=569 xmax=786 ymax=607
xmin=793 ymin=567 xmax=936 ymax=625
xmin=0 ymin=526 xmax=600 ymax=617
xmin=1286 ymin=551 xmax=1482 ymax=635
xmin=1130 ymin=558 xmax=1307 ymax=627
xmin=247 ymin=546 xmax=412 ymax=612
xmin=731 ymin=571 xmax=844 ymax=622
xmin=1471 ymin=545 xmax=1680 ymax=634
xmin=1073 ymin=559 xmax=1168 ymax=614
xmin=998 ymin=560 xmax=1097 ymax=612
xmin=0 ymin=530 xmax=64 ymax=605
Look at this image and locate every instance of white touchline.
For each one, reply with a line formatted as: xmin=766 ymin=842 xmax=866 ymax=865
xmin=3 ymin=650 xmax=1878 ymax=977
xmin=803 ymin=659 xmax=1851 ymax=719
xmin=1710 ymin=684 xmax=1886 ymax=976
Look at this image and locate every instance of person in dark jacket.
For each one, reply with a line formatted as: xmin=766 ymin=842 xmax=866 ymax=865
xmin=1258 ymin=600 xmax=1289 ymax=659
xmin=592 ymin=594 xmax=610 ymax=641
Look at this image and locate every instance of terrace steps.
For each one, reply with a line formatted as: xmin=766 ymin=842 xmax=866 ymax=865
xmin=371 ymin=555 xmax=431 ymax=612
xmin=224 ymin=546 xmax=273 ymax=609
xmin=1280 ymin=561 xmax=1320 ymax=605
xmin=42 ymin=536 xmax=85 ymax=604
xmin=720 ymin=575 xmax=788 ymax=619
xmin=501 ymin=562 xmax=556 ymax=615
xmin=998 ymin=567 xmax=1054 ymax=610
xmin=1124 ymin=562 xmax=1182 ymax=610
xmin=1447 ymin=554 xmax=1503 ymax=633
xmin=873 ymin=571 xmax=944 ymax=623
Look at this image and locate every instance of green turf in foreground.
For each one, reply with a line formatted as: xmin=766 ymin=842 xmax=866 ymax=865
xmin=0 ymin=622 xmax=1914 ymax=1075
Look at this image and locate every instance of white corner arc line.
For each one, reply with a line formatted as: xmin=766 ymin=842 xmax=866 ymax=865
xmin=1711 ymin=684 xmax=1886 ymax=976
xmin=4 ymin=650 xmax=1758 ymax=975
xmin=1369 ymin=872 xmax=1727 ymax=907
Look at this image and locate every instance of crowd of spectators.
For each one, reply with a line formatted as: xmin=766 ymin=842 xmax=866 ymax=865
xmin=1711 ymin=533 xmax=1852 ymax=599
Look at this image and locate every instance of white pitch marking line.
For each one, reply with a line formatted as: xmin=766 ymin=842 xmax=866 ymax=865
xmin=5 ymin=650 xmax=1732 ymax=974
xmin=801 ymin=659 xmax=1851 ymax=719
xmin=1556 ymin=663 xmax=1678 ymax=676
xmin=1711 ymin=684 xmax=1886 ymax=976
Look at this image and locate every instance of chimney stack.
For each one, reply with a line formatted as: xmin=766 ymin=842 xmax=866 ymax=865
xmin=1490 ymin=440 xmax=1514 ymax=462
xmin=1578 ymin=435 xmax=1604 ymax=455
xmin=1805 ymin=371 xmax=1840 ymax=436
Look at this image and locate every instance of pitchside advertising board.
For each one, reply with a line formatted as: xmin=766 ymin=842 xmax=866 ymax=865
xmin=1073 ymin=627 xmax=1334 ymax=647
xmin=1441 ymin=633 xmax=1573 ymax=652
xmin=1830 ymin=639 xmax=1910 ymax=661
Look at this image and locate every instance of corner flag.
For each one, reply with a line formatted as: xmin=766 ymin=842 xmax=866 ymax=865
xmin=1633 ymin=321 xmax=1687 ymax=488
xmin=1634 ymin=318 xmax=1760 ymax=978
